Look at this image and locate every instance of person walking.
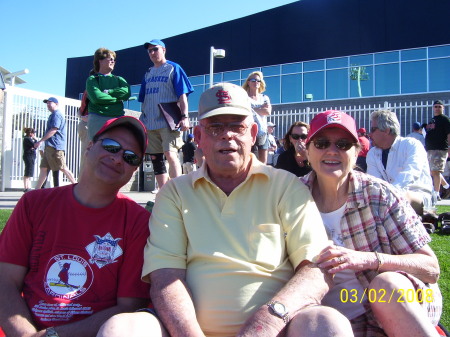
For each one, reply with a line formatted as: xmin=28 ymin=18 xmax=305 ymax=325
xmin=425 ymin=100 xmax=450 ymax=199
xmin=22 ymin=127 xmax=38 ymax=192
xmin=34 ymin=97 xmax=76 ymax=188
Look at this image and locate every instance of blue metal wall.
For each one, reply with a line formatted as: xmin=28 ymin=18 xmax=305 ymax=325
xmin=65 ymin=0 xmax=450 ymax=99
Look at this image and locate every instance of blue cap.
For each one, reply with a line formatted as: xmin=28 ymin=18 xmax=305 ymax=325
xmin=412 ymin=122 xmax=421 ymax=130
xmin=144 ymin=39 xmax=165 ymax=49
xmin=43 ymin=97 xmax=58 ymax=104
xmin=187 ymin=133 xmax=194 ymax=139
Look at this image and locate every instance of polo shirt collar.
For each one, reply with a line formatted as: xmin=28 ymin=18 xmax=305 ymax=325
xmin=191 ymin=153 xmax=270 ymax=189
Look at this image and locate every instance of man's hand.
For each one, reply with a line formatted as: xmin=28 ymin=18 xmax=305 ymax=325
xmin=177 ymin=117 xmax=190 ymax=132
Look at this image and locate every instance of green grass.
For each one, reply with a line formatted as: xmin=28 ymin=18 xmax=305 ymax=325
xmin=0 ymin=210 xmax=12 ymax=228
xmin=0 ymin=207 xmax=448 ymax=326
xmin=431 ymin=205 xmax=450 ymax=327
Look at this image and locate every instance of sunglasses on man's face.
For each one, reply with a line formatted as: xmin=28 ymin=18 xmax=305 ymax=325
xmin=248 ymin=78 xmax=261 ymax=83
xmin=98 ymin=138 xmax=142 ymax=166
xmin=290 ymin=133 xmax=308 ymax=140
xmin=148 ymin=47 xmax=160 ymax=53
xmin=312 ymin=138 xmax=356 ymax=151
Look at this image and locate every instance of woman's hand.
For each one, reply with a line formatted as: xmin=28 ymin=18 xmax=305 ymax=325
xmin=316 ymin=244 xmax=378 ymax=274
xmin=295 ymin=140 xmax=306 ymax=155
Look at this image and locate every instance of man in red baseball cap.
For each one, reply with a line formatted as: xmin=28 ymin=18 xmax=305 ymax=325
xmin=0 ymin=116 xmax=151 ymax=337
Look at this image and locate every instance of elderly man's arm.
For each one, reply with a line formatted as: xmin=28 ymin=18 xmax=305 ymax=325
xmin=0 ymin=262 xmax=148 ymax=337
xmin=150 ymin=268 xmax=204 ymax=337
xmin=237 ymin=261 xmax=332 ymax=337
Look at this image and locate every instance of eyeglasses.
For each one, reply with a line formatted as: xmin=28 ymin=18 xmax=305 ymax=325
xmin=97 ymin=138 xmax=142 ymax=166
xmin=201 ymin=122 xmax=249 ymax=137
xmin=370 ymin=126 xmax=379 ymax=133
xmin=102 ymin=57 xmax=115 ymax=62
xmin=290 ymin=133 xmax=308 ymax=140
xmin=147 ymin=47 xmax=160 ymax=53
xmin=248 ymin=78 xmax=261 ymax=83
xmin=312 ymin=139 xmax=356 ymax=151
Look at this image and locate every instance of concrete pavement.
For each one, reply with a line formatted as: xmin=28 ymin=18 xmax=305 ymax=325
xmin=0 ymin=189 xmax=156 ymax=209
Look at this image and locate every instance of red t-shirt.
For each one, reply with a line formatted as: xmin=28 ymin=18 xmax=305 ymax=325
xmin=0 ymin=185 xmax=150 ymax=329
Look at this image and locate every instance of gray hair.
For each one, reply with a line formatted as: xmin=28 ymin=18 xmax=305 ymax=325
xmin=370 ymin=109 xmax=400 ymax=136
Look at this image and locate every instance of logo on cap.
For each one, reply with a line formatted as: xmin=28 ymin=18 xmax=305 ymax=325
xmin=327 ymin=111 xmax=342 ymax=123
xmin=216 ymin=90 xmax=232 ymax=104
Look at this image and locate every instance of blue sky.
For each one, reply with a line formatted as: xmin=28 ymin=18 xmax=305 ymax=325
xmin=2 ymin=0 xmax=297 ymax=97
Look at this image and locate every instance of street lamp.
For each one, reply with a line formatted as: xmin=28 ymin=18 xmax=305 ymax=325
xmin=209 ymin=46 xmax=225 ymax=88
xmin=3 ymin=68 xmax=29 ymax=86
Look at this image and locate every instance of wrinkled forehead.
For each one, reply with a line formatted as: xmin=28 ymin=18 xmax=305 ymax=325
xmin=201 ymin=114 xmax=251 ymax=124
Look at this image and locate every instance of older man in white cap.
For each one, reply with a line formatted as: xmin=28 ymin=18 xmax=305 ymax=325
xmin=97 ymin=83 xmax=352 ymax=337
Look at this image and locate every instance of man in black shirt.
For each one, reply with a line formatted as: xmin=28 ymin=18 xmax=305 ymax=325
xmin=425 ymin=100 xmax=450 ymax=198
xmin=181 ymin=134 xmax=197 ymax=174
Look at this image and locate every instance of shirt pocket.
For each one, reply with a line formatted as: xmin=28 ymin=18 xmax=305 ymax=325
xmin=248 ymin=224 xmax=285 ymax=270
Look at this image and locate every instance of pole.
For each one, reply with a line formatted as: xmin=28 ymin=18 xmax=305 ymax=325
xmin=209 ymin=46 xmax=214 ymax=88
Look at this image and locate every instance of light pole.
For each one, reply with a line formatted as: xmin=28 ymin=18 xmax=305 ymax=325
xmin=209 ymin=46 xmax=225 ymax=88
xmin=3 ymin=69 xmax=29 ymax=86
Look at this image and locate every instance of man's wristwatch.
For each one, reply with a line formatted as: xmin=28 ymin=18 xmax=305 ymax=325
xmin=267 ymin=300 xmax=290 ymax=324
xmin=46 ymin=327 xmax=59 ymax=337
xmin=180 ymin=114 xmax=188 ymax=119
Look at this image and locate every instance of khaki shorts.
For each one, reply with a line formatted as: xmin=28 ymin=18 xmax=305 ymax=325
xmin=427 ymin=150 xmax=447 ymax=172
xmin=147 ymin=128 xmax=183 ymax=154
xmin=350 ymin=272 xmax=442 ymax=336
xmin=40 ymin=146 xmax=67 ymax=171
xmin=88 ymin=114 xmax=121 ymax=140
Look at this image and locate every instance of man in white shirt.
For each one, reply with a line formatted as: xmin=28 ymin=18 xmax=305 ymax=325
xmin=367 ymin=110 xmax=433 ymax=215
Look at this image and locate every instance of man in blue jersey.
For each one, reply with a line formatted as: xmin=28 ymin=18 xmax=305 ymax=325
xmin=138 ymin=39 xmax=194 ymax=189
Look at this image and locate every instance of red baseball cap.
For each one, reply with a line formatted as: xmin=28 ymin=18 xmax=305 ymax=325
xmin=306 ymin=110 xmax=358 ymax=144
xmin=95 ymin=116 xmax=148 ymax=155
xmin=357 ymin=128 xmax=366 ymax=134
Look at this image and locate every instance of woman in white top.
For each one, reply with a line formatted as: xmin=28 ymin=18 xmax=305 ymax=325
xmin=242 ymin=71 xmax=272 ymax=163
xmin=301 ymin=110 xmax=442 ymax=337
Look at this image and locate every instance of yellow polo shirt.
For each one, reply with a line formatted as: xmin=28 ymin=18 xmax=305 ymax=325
xmin=142 ymin=155 xmax=328 ymax=336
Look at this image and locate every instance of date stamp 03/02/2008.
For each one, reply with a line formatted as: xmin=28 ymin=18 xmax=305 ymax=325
xmin=340 ymin=288 xmax=434 ymax=304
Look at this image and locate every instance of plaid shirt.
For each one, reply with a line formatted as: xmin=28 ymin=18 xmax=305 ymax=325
xmin=301 ymin=170 xmax=431 ymax=288
xmin=302 ymin=171 xmax=442 ymax=331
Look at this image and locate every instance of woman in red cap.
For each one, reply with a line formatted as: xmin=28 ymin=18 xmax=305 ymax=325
xmin=301 ymin=110 xmax=442 ymax=337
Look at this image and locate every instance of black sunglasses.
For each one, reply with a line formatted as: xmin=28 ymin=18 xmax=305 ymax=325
xmin=248 ymin=78 xmax=261 ymax=83
xmin=312 ymin=139 xmax=356 ymax=151
xmin=147 ymin=47 xmax=159 ymax=53
xmin=98 ymin=138 xmax=142 ymax=166
xmin=290 ymin=134 xmax=308 ymax=140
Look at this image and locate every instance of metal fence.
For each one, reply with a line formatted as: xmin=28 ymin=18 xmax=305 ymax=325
xmin=0 ymin=86 xmax=139 ymax=191
xmin=266 ymin=101 xmax=437 ymax=141
xmin=0 ymin=85 xmax=443 ymax=191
